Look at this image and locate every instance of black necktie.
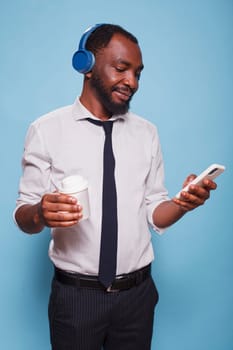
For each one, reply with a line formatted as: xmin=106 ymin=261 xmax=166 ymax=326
xmin=87 ymin=118 xmax=118 ymax=288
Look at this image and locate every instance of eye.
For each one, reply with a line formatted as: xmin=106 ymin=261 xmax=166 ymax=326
xmin=115 ymin=66 xmax=125 ymax=72
xmin=135 ymin=71 xmax=141 ymax=81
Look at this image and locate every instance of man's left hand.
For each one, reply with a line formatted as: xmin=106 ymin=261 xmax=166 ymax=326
xmin=172 ymin=174 xmax=217 ymax=212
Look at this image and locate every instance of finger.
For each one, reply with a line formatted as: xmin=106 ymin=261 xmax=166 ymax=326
xmin=44 ymin=211 xmax=83 ymax=227
xmin=182 ymin=174 xmax=196 ymax=188
xmin=186 ymin=185 xmax=210 ymax=201
xmin=172 ymin=197 xmax=196 ymax=211
xmin=173 ymin=191 xmax=205 ymax=210
xmin=46 ymin=219 xmax=80 ymax=228
xmin=41 ymin=194 xmax=79 ymax=214
xmin=44 ymin=205 xmax=82 ymax=220
xmin=202 ymin=179 xmax=217 ymax=190
xmin=43 ymin=193 xmax=77 ymax=205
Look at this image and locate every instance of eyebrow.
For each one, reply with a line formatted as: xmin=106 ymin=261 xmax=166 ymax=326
xmin=116 ymin=59 xmax=144 ymax=72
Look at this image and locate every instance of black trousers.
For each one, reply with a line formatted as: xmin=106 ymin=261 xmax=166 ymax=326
xmin=48 ymin=275 xmax=159 ymax=350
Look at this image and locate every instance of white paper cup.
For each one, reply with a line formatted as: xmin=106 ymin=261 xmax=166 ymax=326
xmin=59 ymin=175 xmax=90 ymax=220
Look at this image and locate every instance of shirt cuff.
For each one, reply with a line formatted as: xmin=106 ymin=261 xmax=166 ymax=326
xmin=147 ymin=200 xmax=169 ymax=235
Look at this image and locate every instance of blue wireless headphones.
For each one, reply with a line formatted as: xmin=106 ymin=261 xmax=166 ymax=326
xmin=72 ymin=24 xmax=104 ymax=74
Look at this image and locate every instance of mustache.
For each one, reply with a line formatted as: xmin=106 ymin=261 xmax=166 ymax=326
xmin=112 ymin=86 xmax=135 ymax=97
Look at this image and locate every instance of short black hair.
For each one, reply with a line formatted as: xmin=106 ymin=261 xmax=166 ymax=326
xmin=86 ymin=24 xmax=139 ymax=55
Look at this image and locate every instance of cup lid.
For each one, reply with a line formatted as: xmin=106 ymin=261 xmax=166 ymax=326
xmin=59 ymin=175 xmax=88 ymax=194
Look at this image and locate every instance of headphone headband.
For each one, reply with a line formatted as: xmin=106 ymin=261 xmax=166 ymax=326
xmin=72 ymin=23 xmax=104 ymax=74
xmin=78 ymin=24 xmax=103 ymax=51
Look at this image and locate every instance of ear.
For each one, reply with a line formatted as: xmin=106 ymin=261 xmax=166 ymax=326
xmin=85 ymin=71 xmax=92 ymax=79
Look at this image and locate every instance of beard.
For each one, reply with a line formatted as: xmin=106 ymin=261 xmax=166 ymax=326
xmin=89 ymin=71 xmax=133 ymax=116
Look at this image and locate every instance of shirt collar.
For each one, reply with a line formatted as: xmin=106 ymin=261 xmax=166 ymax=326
xmin=72 ymin=97 xmax=129 ymax=122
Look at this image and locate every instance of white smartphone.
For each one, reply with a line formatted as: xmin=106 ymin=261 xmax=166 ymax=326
xmin=175 ymin=163 xmax=225 ymax=199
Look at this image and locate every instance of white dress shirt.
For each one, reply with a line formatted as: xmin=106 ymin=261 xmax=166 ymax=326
xmin=15 ymin=98 xmax=169 ymax=275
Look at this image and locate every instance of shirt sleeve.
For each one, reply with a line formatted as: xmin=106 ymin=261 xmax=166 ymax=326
xmin=15 ymin=122 xmax=52 ymax=210
xmin=145 ymin=126 xmax=170 ymax=234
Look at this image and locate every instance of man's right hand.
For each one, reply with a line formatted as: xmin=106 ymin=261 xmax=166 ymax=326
xmin=15 ymin=193 xmax=83 ymax=234
xmin=38 ymin=192 xmax=83 ymax=228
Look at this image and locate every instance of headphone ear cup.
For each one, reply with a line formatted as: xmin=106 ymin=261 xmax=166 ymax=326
xmin=72 ymin=49 xmax=95 ymax=74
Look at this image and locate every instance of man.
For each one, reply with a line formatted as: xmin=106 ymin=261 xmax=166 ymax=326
xmin=14 ymin=24 xmax=216 ymax=350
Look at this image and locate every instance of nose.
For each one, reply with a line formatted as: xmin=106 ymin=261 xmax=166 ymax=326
xmin=123 ymin=71 xmax=139 ymax=91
